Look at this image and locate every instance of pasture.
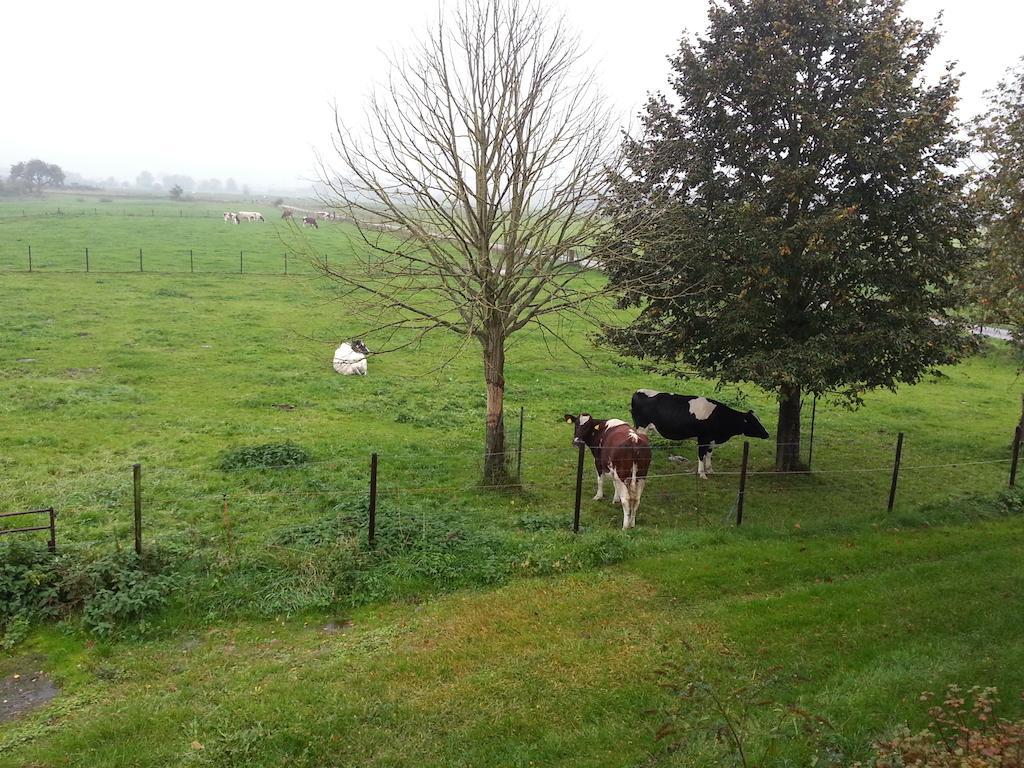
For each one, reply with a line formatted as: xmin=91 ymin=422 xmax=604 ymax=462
xmin=1 ymin=193 xmax=1023 ymax=766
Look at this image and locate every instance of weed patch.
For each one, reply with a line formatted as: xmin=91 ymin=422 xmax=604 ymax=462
xmin=218 ymin=442 xmax=311 ymax=471
xmin=0 ymin=541 xmax=179 ymax=643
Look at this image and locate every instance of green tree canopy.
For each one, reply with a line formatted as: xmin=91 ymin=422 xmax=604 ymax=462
xmin=601 ymin=0 xmax=975 ymax=471
xmin=971 ymin=60 xmax=1024 ymax=357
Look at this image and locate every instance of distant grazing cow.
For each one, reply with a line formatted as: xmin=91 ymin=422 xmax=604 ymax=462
xmin=302 ymin=216 xmax=318 ymax=228
xmin=332 ymin=339 xmax=369 ymax=376
xmin=281 ymin=209 xmax=293 ymax=219
xmin=630 ymin=390 xmax=769 ymax=479
xmin=237 ymin=211 xmax=263 ymax=222
xmin=564 ymin=413 xmax=652 ymax=529
xmin=223 ymin=212 xmax=239 ymax=224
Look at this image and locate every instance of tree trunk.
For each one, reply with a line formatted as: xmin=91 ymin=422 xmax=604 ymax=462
xmin=482 ymin=333 xmax=510 ymax=486
xmin=775 ymin=382 xmax=804 ymax=472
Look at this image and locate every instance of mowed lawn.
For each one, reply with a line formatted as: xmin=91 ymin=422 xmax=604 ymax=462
xmin=1 ymin=194 xmax=1024 ymax=765
xmin=3 ymin=519 xmax=1023 ymax=766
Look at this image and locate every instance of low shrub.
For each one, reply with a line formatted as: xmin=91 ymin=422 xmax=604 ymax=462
xmin=0 ymin=541 xmax=178 ymax=643
xmin=869 ymin=685 xmax=1024 ymax=767
xmin=218 ymin=442 xmax=310 ymax=471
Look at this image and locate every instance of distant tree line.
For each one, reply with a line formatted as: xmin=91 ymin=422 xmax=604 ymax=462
xmin=0 ymin=162 xmax=250 ymax=196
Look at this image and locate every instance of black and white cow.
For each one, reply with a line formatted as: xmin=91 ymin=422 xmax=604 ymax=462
xmin=630 ymin=390 xmax=769 ymax=479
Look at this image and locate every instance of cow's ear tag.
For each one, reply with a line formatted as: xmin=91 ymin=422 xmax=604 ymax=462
xmin=594 ymin=424 xmax=601 ymax=430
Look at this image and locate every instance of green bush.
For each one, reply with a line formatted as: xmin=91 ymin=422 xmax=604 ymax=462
xmin=0 ymin=541 xmax=177 ymax=643
xmin=218 ymin=442 xmax=310 ymax=471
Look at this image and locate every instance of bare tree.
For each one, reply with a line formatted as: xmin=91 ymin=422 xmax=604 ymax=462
xmin=315 ymin=0 xmax=629 ymax=485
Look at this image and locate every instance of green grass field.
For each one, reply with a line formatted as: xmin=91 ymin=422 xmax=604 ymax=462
xmin=1 ymin=193 xmax=1023 ymax=766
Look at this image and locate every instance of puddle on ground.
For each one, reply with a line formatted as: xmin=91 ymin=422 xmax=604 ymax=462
xmin=0 ymin=660 xmax=59 ymax=724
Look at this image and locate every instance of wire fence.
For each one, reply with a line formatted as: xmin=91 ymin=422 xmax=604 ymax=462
xmin=3 ymin=424 xmax=1021 ymax=554
xmin=0 ymin=207 xmax=255 ymax=222
xmin=0 ymin=243 xmax=334 ymax=276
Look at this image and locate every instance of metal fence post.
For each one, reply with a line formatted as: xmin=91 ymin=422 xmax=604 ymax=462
xmin=85 ymin=247 xmax=89 ymax=273
xmin=240 ymin=250 xmax=243 ymax=274
xmin=1011 ymin=426 xmax=1021 ymax=488
xmin=139 ymin=248 xmax=143 ymax=272
xmin=736 ymin=441 xmax=750 ymax=526
xmin=887 ymin=432 xmax=904 ymax=513
xmin=222 ymin=494 xmax=233 ymax=555
xmin=807 ymin=395 xmax=818 ymax=471
xmin=190 ymin=249 xmax=194 ymax=273
xmin=516 ymin=406 xmax=524 ymax=483
xmin=284 ymin=253 xmax=288 ymax=275
xmin=28 ymin=245 xmax=32 ymax=272
xmin=368 ymin=453 xmax=378 ymax=546
xmin=133 ymin=463 xmax=143 ymax=555
xmin=573 ymin=444 xmax=585 ymax=533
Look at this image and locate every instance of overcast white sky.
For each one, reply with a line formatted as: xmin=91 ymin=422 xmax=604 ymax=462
xmin=2 ymin=0 xmax=1021 ymax=191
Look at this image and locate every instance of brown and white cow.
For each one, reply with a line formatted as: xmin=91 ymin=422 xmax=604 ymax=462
xmin=564 ymin=413 xmax=652 ymax=529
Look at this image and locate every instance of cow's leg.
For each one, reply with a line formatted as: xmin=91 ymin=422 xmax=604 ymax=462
xmin=593 ymin=470 xmax=604 ymax=501
xmin=612 ymin=476 xmax=630 ymax=528
xmin=697 ymin=444 xmax=711 ymax=479
xmin=705 ymin=449 xmax=713 ymax=475
xmin=627 ymin=478 xmax=646 ymax=528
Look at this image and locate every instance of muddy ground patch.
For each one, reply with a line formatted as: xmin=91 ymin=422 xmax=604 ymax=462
xmin=0 ymin=657 xmax=59 ymax=724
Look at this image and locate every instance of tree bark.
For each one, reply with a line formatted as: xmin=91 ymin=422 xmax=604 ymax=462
xmin=482 ymin=333 xmax=510 ymax=486
xmin=775 ymin=382 xmax=804 ymax=472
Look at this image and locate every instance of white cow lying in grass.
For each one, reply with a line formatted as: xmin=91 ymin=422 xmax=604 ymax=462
xmin=332 ymin=339 xmax=369 ymax=376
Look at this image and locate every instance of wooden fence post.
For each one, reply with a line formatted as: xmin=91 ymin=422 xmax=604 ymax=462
xmin=48 ymin=508 xmax=56 ymax=553
xmin=240 ymin=250 xmax=244 ymax=274
xmin=190 ymin=249 xmax=194 ymax=273
xmin=736 ymin=441 xmax=750 ymax=526
xmin=887 ymin=432 xmax=904 ymax=513
xmin=28 ymin=245 xmax=32 ymax=272
xmin=85 ymin=247 xmax=89 ymax=273
xmin=284 ymin=253 xmax=288 ymax=275
xmin=132 ymin=463 xmax=142 ymax=555
xmin=368 ymin=453 xmax=378 ymax=546
xmin=139 ymin=248 xmax=143 ymax=272
xmin=573 ymin=444 xmax=585 ymax=533
xmin=1011 ymin=426 xmax=1021 ymax=488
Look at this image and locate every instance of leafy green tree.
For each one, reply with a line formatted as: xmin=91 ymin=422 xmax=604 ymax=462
xmin=169 ymin=184 xmax=184 ymax=201
xmin=601 ymin=0 xmax=975 ymax=470
xmin=9 ymin=159 xmax=64 ymax=190
xmin=971 ymin=60 xmax=1024 ymax=357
